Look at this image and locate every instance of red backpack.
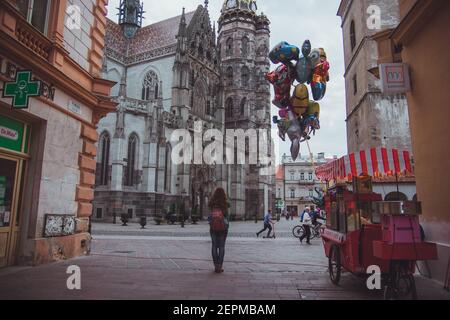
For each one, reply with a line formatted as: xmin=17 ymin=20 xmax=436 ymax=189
xmin=210 ymin=208 xmax=226 ymax=232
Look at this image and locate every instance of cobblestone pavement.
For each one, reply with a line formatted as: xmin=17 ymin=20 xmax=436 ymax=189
xmin=0 ymin=220 xmax=448 ymax=300
xmin=91 ymin=219 xmax=299 ymax=238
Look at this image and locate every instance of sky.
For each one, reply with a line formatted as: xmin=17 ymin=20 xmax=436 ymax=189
xmin=105 ymin=0 xmax=348 ymax=162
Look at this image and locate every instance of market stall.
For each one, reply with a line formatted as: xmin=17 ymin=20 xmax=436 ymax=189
xmin=314 ymin=148 xmax=438 ymax=300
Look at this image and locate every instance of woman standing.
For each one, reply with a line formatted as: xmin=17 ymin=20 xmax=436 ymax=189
xmin=208 ymin=188 xmax=230 ymax=273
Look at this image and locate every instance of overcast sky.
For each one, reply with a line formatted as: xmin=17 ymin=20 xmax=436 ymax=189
xmin=106 ymin=0 xmax=348 ymax=162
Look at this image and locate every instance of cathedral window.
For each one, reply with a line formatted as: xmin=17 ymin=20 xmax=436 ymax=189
xmin=190 ymin=70 xmax=195 ymax=87
xmin=125 ymin=134 xmax=139 ymax=187
xmin=206 ymin=101 xmax=211 ymax=116
xmin=240 ymin=98 xmax=246 ymax=115
xmin=192 ymin=79 xmax=207 ymax=117
xmin=226 ymin=38 xmax=233 ymax=56
xmin=241 ymin=37 xmax=249 ymax=57
xmin=350 ymin=20 xmax=356 ymax=51
xmin=226 ymin=67 xmax=233 ymax=86
xmin=241 ymin=66 xmax=250 ymax=87
xmin=225 ymin=98 xmax=234 ymax=118
xmin=164 ymin=145 xmax=172 ymax=193
xmin=141 ymin=70 xmax=159 ymax=101
xmin=97 ymin=131 xmax=110 ymax=186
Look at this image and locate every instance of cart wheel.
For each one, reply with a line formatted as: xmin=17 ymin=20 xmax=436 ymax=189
xmin=329 ymin=245 xmax=341 ymax=285
xmin=292 ymin=225 xmax=304 ymax=238
xmin=384 ymin=262 xmax=418 ymax=300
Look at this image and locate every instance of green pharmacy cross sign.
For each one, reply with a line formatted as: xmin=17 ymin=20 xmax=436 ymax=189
xmin=2 ymin=70 xmax=41 ymax=109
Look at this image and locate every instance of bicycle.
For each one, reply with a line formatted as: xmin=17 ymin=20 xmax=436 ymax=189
xmin=292 ymin=222 xmax=322 ymax=240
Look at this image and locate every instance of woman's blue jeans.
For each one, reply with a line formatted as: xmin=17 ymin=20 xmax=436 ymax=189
xmin=210 ymin=230 xmax=227 ymax=267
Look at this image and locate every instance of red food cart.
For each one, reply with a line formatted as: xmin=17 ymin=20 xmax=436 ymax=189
xmin=315 ymin=148 xmax=438 ymax=299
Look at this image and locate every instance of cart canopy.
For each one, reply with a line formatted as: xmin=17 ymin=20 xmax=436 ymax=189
xmin=315 ymin=148 xmax=413 ymax=181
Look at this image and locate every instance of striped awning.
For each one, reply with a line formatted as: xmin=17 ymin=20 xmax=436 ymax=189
xmin=315 ymin=148 xmax=413 ymax=181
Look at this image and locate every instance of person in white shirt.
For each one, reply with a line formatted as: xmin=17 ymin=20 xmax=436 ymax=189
xmin=300 ymin=207 xmax=312 ymax=244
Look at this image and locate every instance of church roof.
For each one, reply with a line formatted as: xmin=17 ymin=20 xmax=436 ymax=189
xmin=106 ymin=10 xmax=196 ymax=63
xmin=275 ymin=165 xmax=284 ymax=180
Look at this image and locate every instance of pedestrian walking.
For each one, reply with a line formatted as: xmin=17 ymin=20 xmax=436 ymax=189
xmin=256 ymin=209 xmax=274 ymax=238
xmin=208 ymin=188 xmax=230 ymax=273
xmin=300 ymin=207 xmax=312 ymax=244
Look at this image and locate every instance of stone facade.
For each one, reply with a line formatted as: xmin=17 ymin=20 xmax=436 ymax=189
xmin=280 ymin=154 xmax=330 ymax=217
xmin=95 ymin=1 xmax=275 ymax=222
xmin=337 ymin=0 xmax=416 ymax=200
xmin=0 ymin=0 xmax=115 ymax=267
xmin=373 ymin=0 xmax=450 ymax=285
xmin=338 ymin=0 xmax=412 ymax=153
xmin=218 ymin=0 xmax=274 ymax=220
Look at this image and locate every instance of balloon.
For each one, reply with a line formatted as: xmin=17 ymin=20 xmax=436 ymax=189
xmin=311 ymin=81 xmax=326 ymax=101
xmin=302 ymin=40 xmax=311 ymax=57
xmin=304 ymin=101 xmax=321 ymax=131
xmin=290 ymin=84 xmax=309 ymax=117
xmin=267 ymin=39 xmax=331 ymax=151
xmin=278 ymin=108 xmax=288 ymax=118
xmin=306 ymin=100 xmax=320 ymax=118
xmin=286 ymin=111 xmax=302 ymax=161
xmin=273 ymin=116 xmax=288 ymax=142
xmin=309 ymin=48 xmax=322 ymax=68
xmin=269 ymin=41 xmax=300 ymax=65
xmin=310 ymin=48 xmax=330 ymax=101
xmin=295 ymin=40 xmax=316 ymax=84
xmin=266 ymin=64 xmax=296 ymax=109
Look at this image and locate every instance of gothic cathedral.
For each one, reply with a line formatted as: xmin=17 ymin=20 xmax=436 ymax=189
xmin=94 ymin=0 xmax=274 ymax=222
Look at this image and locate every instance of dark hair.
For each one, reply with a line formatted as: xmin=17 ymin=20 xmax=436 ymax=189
xmin=209 ymin=188 xmax=228 ymax=213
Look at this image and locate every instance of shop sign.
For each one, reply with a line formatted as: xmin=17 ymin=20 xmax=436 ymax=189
xmin=0 ymin=116 xmax=28 ymax=153
xmin=2 ymin=70 xmax=40 ymax=109
xmin=0 ymin=60 xmax=56 ymax=108
xmin=379 ymin=63 xmax=411 ymax=94
xmin=275 ymin=200 xmax=284 ymax=209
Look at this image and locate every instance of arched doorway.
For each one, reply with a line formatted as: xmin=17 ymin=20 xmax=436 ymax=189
xmin=385 ymin=192 xmax=408 ymax=201
xmin=190 ymin=165 xmax=216 ymax=220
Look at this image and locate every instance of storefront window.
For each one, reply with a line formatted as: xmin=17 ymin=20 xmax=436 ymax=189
xmin=0 ymin=159 xmax=17 ymax=228
xmin=15 ymin=0 xmax=50 ymax=34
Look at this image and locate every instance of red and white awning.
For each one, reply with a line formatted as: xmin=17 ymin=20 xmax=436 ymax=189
xmin=315 ymin=148 xmax=413 ymax=181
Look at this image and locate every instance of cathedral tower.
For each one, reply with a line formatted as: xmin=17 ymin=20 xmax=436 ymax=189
xmin=218 ymin=0 xmax=274 ymax=219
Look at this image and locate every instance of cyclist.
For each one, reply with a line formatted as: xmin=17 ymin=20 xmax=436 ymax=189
xmin=300 ymin=207 xmax=312 ymax=244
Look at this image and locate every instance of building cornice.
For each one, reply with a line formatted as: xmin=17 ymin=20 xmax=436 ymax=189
xmin=391 ymin=0 xmax=445 ymax=46
xmin=337 ymin=0 xmax=354 ymax=26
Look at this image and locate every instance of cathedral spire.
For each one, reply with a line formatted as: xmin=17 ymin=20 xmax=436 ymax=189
xmin=118 ymin=0 xmax=145 ymax=39
xmin=175 ymin=7 xmax=188 ymax=62
xmin=178 ymin=7 xmax=187 ymax=37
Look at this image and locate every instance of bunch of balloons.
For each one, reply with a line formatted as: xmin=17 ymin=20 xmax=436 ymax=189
xmin=266 ymin=40 xmax=330 ymax=161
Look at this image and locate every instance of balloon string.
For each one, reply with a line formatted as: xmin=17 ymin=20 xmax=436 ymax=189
xmin=306 ymin=139 xmax=315 ymax=170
